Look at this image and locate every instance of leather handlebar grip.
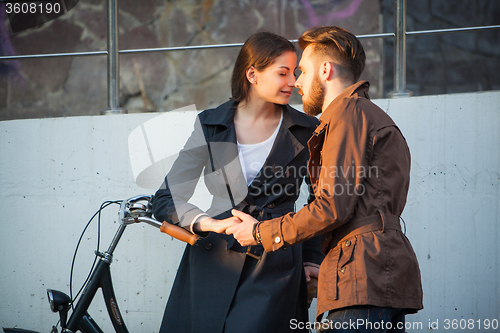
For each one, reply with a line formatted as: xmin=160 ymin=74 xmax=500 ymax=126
xmin=160 ymin=221 xmax=199 ymax=246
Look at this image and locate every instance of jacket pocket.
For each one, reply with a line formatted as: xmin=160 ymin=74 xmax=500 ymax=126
xmin=321 ymin=246 xmax=340 ymax=301
xmin=320 ymin=237 xmax=358 ymax=301
xmin=338 ymin=237 xmax=356 ymax=269
xmin=336 ymin=237 xmax=357 ymax=300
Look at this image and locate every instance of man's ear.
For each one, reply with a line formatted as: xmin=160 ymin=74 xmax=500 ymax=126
xmin=320 ymin=61 xmax=334 ymax=81
xmin=246 ymin=66 xmax=257 ymax=84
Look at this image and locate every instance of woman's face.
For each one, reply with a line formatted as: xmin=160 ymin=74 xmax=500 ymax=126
xmin=250 ymin=51 xmax=297 ymax=105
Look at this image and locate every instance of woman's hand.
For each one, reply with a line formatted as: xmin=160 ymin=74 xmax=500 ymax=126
xmin=304 ymin=264 xmax=320 ymax=282
xmin=304 ymin=264 xmax=320 ymax=305
xmin=225 ymin=209 xmax=258 ymax=246
xmin=194 ymin=216 xmax=242 ymax=234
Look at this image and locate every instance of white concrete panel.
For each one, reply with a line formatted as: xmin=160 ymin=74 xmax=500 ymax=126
xmin=1 ymin=91 xmax=499 ymax=332
xmin=0 ymin=111 xmax=194 ymax=332
xmin=374 ymin=92 xmax=500 ymax=331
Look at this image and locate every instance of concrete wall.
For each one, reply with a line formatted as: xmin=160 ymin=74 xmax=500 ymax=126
xmin=1 ymin=91 xmax=499 ymax=332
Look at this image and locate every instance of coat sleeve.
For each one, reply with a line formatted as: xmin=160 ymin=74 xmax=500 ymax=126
xmin=153 ymin=115 xmax=210 ymax=229
xmin=260 ymin=102 xmax=371 ymax=252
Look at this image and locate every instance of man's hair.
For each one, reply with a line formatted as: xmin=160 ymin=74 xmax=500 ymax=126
xmin=231 ymin=31 xmax=296 ymax=103
xmin=298 ymin=26 xmax=366 ymax=83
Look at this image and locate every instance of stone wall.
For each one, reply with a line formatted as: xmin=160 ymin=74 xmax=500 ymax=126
xmin=381 ymin=0 xmax=500 ymax=96
xmin=0 ymin=0 xmax=382 ymax=121
xmin=1 ymin=0 xmax=499 ymax=121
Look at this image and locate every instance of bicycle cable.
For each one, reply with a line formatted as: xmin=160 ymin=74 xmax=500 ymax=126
xmin=68 ymin=200 xmax=122 ymax=309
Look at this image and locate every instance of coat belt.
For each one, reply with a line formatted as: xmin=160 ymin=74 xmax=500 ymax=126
xmin=322 ymin=210 xmax=402 ymax=253
xmin=234 ymin=201 xmax=295 ymax=221
xmin=209 ymin=197 xmax=295 ymax=221
xmin=217 ymin=199 xmax=295 ymax=258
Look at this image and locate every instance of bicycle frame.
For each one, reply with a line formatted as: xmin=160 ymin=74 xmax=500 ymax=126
xmin=4 ymin=195 xmax=198 ymax=333
xmin=64 ymin=224 xmax=129 ymax=333
xmin=55 ymin=196 xmax=155 ymax=333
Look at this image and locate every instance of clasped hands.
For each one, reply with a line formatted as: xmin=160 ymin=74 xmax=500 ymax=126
xmin=194 ymin=209 xmax=258 ymax=246
xmin=194 ymin=210 xmax=321 ymax=283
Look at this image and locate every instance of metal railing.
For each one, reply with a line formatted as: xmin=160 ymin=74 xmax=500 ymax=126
xmin=104 ymin=0 xmax=122 ymax=114
xmin=1 ymin=0 xmax=499 ymax=113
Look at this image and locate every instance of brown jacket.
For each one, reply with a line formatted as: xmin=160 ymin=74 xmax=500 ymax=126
xmin=260 ymin=81 xmax=423 ymax=318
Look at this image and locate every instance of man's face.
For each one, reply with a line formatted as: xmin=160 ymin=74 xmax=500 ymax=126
xmin=295 ymin=46 xmax=325 ymax=117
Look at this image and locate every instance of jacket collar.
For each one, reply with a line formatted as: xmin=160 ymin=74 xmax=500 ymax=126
xmin=314 ymin=80 xmax=370 ymax=135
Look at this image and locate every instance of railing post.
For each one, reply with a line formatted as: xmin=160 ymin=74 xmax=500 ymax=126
xmin=387 ymin=0 xmax=413 ymax=98
xmin=102 ymin=0 xmax=127 ymax=114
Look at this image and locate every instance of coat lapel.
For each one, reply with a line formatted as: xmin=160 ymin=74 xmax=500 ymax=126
xmin=201 ymin=102 xmax=315 ymax=203
xmin=202 ymin=101 xmax=248 ymax=206
xmin=249 ymin=106 xmax=306 ymax=189
xmin=306 ymin=81 xmax=369 ymax=192
xmin=307 ymin=121 xmax=326 ymax=189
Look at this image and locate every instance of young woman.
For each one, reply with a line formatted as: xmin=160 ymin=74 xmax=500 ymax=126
xmin=153 ymin=31 xmax=323 ymax=333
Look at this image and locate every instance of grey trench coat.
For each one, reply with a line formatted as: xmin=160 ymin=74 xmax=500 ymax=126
xmin=153 ymin=100 xmax=324 ymax=333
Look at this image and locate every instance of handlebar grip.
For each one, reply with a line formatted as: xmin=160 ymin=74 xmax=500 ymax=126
xmin=160 ymin=221 xmax=199 ymax=246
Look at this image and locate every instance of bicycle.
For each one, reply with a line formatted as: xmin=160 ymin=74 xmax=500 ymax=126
xmin=3 ymin=195 xmax=198 ymax=333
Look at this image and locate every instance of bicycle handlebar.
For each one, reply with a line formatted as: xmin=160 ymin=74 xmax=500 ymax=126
xmin=159 ymin=221 xmax=199 ymax=245
xmin=120 ymin=195 xmax=199 ymax=246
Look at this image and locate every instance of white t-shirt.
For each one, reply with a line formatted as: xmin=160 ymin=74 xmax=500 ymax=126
xmin=237 ymin=112 xmax=283 ymax=186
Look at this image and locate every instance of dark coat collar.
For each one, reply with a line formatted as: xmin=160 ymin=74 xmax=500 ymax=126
xmin=201 ymin=100 xmax=316 ymax=133
xmin=198 ymin=100 xmax=314 ymax=194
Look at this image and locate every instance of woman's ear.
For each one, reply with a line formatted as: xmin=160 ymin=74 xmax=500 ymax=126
xmin=246 ymin=66 xmax=257 ymax=84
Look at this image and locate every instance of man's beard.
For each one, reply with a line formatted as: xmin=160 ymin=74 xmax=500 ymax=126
xmin=302 ymin=75 xmax=325 ymax=117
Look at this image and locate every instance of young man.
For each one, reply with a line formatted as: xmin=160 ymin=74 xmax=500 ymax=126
xmin=226 ymin=26 xmax=423 ymax=332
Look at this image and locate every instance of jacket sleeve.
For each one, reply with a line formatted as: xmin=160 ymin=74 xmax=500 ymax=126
xmin=153 ymin=115 xmax=209 ymax=229
xmin=260 ymin=103 xmax=371 ymax=252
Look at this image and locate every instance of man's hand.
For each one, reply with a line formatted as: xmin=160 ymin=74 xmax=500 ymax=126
xmin=225 ymin=209 xmax=258 ymax=246
xmin=194 ymin=216 xmax=241 ymax=234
